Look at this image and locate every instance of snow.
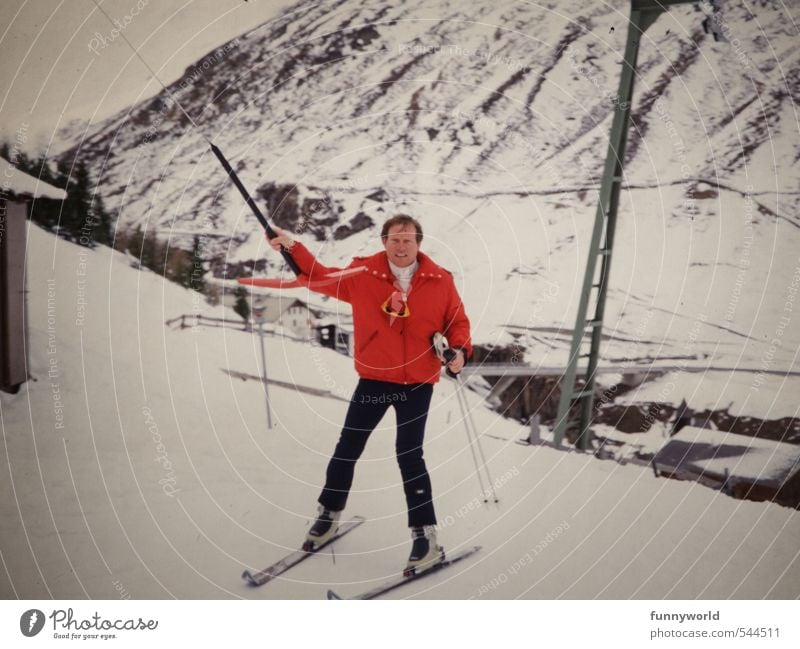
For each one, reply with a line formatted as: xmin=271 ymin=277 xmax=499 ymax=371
xmin=616 ymin=369 xmax=800 ymax=420
xmin=1 ymin=224 xmax=798 ymax=600
xmin=1 ymin=157 xmax=67 ymax=200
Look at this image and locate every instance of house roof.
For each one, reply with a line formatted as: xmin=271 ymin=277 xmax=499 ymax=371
xmin=653 ymin=426 xmax=800 ymax=490
xmin=1 ymin=157 xmax=67 ymax=200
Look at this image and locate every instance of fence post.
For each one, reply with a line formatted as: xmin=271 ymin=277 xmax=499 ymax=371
xmin=528 ymin=414 xmax=541 ymax=445
xmin=253 ymin=307 xmax=272 ymax=430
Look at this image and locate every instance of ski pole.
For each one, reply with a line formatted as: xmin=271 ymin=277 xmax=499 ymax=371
xmin=434 ymin=334 xmax=498 ymax=503
xmin=452 ymin=375 xmax=489 ymax=502
xmin=255 ymin=319 xmax=273 ymax=429
xmin=454 ymin=371 xmax=498 ymax=503
xmin=208 ymin=144 xmax=301 ymax=275
xmin=88 ymin=0 xmax=301 ymax=276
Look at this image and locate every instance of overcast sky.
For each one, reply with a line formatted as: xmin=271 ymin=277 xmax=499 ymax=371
xmin=0 ymin=0 xmax=294 ymax=155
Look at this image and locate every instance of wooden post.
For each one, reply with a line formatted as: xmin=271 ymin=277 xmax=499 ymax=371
xmin=0 ymin=199 xmax=29 ymax=393
xmin=528 ymin=413 xmax=541 ymax=445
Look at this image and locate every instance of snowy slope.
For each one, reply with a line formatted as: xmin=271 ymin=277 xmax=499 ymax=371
xmin=1 ymin=225 xmax=798 ymax=599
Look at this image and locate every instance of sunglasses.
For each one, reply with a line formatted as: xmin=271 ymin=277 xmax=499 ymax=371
xmin=381 ymin=290 xmax=410 ymax=318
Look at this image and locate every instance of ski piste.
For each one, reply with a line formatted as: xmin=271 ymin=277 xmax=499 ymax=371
xmin=326 ymin=545 xmax=482 ymax=600
xmin=242 ymin=516 xmax=366 ymax=587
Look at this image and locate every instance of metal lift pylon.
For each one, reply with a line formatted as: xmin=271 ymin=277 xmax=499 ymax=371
xmin=553 ymin=0 xmax=697 ymax=450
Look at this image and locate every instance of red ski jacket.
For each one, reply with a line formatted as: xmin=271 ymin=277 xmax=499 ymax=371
xmin=289 ymin=242 xmax=472 ymax=385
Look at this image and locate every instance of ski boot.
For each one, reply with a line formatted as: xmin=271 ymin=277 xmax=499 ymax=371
xmin=303 ymin=506 xmax=341 ymax=552
xmin=404 ymin=525 xmax=444 ymax=577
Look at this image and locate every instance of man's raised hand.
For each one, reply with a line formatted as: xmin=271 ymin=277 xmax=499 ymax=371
xmin=267 ymin=227 xmax=295 ymax=252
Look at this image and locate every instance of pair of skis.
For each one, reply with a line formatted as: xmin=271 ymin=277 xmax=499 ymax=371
xmin=241 ymin=516 xmax=481 ymax=599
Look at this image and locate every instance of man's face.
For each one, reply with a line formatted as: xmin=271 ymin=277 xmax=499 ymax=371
xmin=383 ymin=224 xmax=419 ymax=268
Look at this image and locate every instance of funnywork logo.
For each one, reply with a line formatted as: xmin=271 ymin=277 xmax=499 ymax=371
xmin=20 ymin=609 xmax=45 ymax=637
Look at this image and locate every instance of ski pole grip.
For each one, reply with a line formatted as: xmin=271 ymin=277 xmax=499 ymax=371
xmin=264 ymin=230 xmax=303 ymax=276
xmin=443 ymin=348 xmax=460 ymax=378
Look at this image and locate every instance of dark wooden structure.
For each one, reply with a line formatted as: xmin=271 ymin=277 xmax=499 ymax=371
xmin=1 ymin=158 xmax=66 ymax=393
xmin=653 ymin=426 xmax=800 ymax=508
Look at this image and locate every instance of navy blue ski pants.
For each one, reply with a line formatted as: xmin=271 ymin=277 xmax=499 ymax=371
xmin=318 ymin=379 xmax=436 ymax=527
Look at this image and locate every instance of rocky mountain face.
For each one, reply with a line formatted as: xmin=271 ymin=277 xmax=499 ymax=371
xmin=60 ymin=0 xmax=799 ymax=372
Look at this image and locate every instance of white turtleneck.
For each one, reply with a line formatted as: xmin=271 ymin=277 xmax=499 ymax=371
xmin=388 ymin=258 xmax=418 ymax=293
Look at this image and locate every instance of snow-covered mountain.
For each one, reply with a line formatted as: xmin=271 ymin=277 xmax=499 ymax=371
xmin=60 ymin=0 xmax=800 ymax=374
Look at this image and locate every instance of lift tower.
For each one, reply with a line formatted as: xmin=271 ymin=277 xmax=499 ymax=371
xmin=553 ymin=0 xmax=700 ymax=449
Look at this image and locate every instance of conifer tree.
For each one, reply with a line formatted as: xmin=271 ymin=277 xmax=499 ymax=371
xmin=68 ymin=160 xmax=92 ymax=244
xmin=90 ymin=193 xmax=113 ymax=246
xmin=188 ymin=236 xmax=206 ymax=293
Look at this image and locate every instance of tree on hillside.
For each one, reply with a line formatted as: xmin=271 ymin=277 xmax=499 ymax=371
xmin=138 ymin=228 xmax=162 ymax=271
xmin=90 ymin=192 xmax=113 ymax=247
xmin=4 ymin=139 xmax=216 ymax=302
xmin=186 ymin=236 xmax=207 ymax=293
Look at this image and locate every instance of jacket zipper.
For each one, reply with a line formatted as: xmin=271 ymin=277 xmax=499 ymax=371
xmin=402 ymin=279 xmax=412 ymax=384
xmin=359 ymin=330 xmax=379 ymax=353
xmin=402 ymin=323 xmax=408 ymax=384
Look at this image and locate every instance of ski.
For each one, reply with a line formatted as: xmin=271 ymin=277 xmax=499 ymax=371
xmin=326 ymin=545 xmax=481 ymax=600
xmin=242 ymin=516 xmax=366 ymax=587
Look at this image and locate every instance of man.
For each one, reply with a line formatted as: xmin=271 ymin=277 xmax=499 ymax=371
xmin=268 ymin=215 xmax=472 ymax=573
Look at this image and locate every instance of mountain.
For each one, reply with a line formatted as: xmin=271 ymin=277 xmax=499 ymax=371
xmin=58 ymin=0 xmax=799 ymax=375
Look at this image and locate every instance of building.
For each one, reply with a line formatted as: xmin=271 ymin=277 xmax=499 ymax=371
xmin=653 ymin=426 xmax=800 ymax=508
xmin=222 ymin=290 xmax=319 ymax=339
xmin=1 ymin=157 xmax=67 ymax=393
xmin=315 ymin=319 xmax=354 ymax=356
xmin=217 ymin=278 xmax=354 ymax=349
